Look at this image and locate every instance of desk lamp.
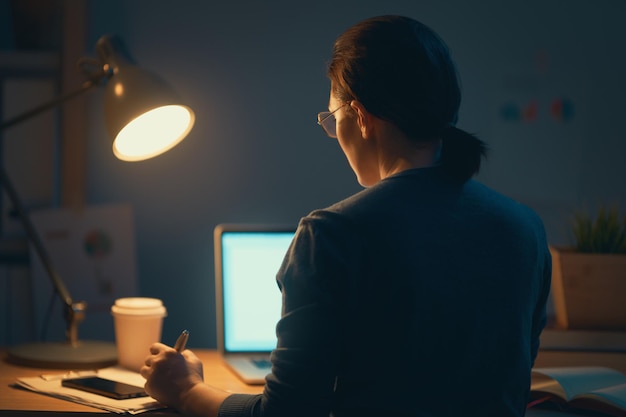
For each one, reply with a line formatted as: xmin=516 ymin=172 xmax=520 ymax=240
xmin=2 ymin=35 xmax=195 ymax=368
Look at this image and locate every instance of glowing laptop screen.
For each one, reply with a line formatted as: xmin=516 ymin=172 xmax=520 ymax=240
xmin=220 ymin=230 xmax=294 ymax=352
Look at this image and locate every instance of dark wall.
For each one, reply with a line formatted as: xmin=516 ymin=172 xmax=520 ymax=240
xmin=78 ymin=0 xmax=626 ymax=348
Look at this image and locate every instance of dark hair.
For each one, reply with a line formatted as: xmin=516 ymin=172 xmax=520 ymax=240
xmin=328 ymin=15 xmax=487 ymax=183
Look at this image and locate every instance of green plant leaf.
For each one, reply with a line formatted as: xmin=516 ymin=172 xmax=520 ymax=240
xmin=572 ymin=206 xmax=626 ymax=254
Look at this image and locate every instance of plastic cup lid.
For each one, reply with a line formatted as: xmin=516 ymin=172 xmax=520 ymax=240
xmin=111 ymin=297 xmax=167 ymax=317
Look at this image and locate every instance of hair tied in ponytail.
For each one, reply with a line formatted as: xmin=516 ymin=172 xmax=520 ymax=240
xmin=439 ymin=126 xmax=488 ymax=183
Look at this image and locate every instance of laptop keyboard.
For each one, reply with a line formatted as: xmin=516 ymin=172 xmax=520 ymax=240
xmin=251 ymin=358 xmax=272 ymax=369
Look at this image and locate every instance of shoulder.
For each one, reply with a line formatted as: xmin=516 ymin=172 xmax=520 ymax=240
xmin=465 ymin=180 xmax=546 ymax=232
xmin=313 ymin=167 xmax=444 ymax=218
xmin=461 ymin=181 xmax=550 ymax=262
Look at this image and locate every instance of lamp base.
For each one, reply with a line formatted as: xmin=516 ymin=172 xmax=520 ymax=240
xmin=6 ymin=340 xmax=118 ymax=369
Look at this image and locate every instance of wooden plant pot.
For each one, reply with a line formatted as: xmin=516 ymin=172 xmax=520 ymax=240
xmin=550 ymin=246 xmax=626 ymax=330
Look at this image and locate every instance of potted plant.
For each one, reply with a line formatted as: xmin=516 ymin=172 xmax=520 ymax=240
xmin=550 ymin=207 xmax=626 ymax=330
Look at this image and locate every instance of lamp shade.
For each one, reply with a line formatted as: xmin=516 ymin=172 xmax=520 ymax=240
xmin=97 ymin=36 xmax=195 ymax=161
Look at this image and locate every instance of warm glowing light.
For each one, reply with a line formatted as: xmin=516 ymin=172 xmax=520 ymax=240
xmin=113 ymin=105 xmax=195 ymax=161
xmin=114 ymin=83 xmax=124 ymax=96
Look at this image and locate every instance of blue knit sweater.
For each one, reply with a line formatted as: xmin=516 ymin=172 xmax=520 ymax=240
xmin=219 ymin=166 xmax=551 ymax=417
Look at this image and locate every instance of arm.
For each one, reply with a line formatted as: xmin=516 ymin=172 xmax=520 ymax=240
xmin=143 ymin=214 xmax=352 ymax=417
xmin=255 ymin=214 xmax=352 ymax=416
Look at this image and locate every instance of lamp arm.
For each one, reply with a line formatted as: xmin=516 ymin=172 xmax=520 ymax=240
xmin=1 ymin=80 xmax=98 ymax=131
xmin=0 ymin=166 xmax=89 ymax=346
xmin=0 ymin=166 xmax=86 ymax=346
xmin=0 ymin=168 xmax=73 ymax=308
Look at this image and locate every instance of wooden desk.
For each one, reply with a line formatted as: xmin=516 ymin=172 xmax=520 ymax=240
xmin=0 ymin=350 xmax=262 ymax=413
xmin=1 ymin=349 xmax=626 ymax=414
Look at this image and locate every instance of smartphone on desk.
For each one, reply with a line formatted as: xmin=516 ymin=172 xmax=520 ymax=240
xmin=62 ymin=376 xmax=148 ymax=400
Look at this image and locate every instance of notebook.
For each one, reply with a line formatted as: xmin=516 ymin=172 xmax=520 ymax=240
xmin=214 ymin=223 xmax=296 ymax=384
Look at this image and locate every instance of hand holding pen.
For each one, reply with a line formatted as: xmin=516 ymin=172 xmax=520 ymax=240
xmin=174 ymin=330 xmax=189 ymax=352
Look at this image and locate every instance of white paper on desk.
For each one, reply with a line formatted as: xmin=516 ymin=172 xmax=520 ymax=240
xmin=14 ymin=366 xmax=165 ymax=414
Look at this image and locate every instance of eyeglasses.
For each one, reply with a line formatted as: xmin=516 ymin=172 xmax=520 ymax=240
xmin=317 ymin=102 xmax=349 ymax=138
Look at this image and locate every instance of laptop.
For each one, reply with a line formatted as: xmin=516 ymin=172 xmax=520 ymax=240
xmin=214 ymin=223 xmax=296 ymax=384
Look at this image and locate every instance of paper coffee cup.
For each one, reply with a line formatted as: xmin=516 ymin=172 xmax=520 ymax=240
xmin=111 ymin=297 xmax=167 ymax=372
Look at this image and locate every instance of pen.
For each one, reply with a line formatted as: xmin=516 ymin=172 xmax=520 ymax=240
xmin=174 ymin=329 xmax=189 ymax=352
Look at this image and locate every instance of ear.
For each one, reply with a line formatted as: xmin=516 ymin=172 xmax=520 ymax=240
xmin=350 ymin=100 xmax=374 ymax=139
